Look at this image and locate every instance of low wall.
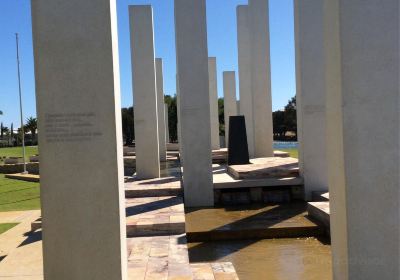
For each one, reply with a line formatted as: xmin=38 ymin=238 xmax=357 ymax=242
xmin=0 ymin=162 xmax=40 ymax=175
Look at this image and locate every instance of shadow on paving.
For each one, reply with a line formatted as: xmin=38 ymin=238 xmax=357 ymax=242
xmin=136 ymin=177 xmax=180 ymax=185
xmin=18 ymin=230 xmax=42 ymax=248
xmin=125 ymin=196 xmax=182 ymax=217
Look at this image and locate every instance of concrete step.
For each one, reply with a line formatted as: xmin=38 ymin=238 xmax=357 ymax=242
xmin=312 ymin=191 xmax=330 ymax=201
xmin=31 ymin=196 xmax=186 ymax=237
xmin=125 ymin=176 xmax=182 ymax=198
xmin=186 ymin=202 xmax=324 ymax=242
xmin=126 ymin=196 xmax=186 ymax=237
xmin=227 ymin=157 xmax=300 ymax=180
xmin=5 ymin=173 xmax=40 ymax=183
xmin=307 ymin=201 xmax=330 ymax=234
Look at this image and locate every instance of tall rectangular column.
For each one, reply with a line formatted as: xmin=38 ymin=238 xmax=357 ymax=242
xmin=175 ymin=0 xmax=213 ymax=207
xmin=176 ymin=75 xmax=183 ymax=164
xmin=249 ymin=0 xmax=274 ymax=157
xmin=165 ymin=103 xmax=170 ymax=143
xmin=208 ymin=57 xmax=220 ymax=150
xmin=31 ymin=0 xmax=127 ymax=278
xmin=237 ymin=5 xmax=255 ymax=157
xmin=326 ymin=0 xmax=399 ymax=279
xmin=129 ymin=5 xmax=160 ymax=179
xmin=223 ymin=71 xmax=238 ymax=147
xmin=294 ymin=0 xmax=328 ymax=200
xmin=156 ymin=58 xmax=167 ymax=161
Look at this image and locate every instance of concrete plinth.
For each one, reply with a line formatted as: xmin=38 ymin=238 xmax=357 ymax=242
xmin=248 ymin=0 xmax=273 ymax=157
xmin=294 ymin=0 xmax=328 ymax=200
xmin=208 ymin=57 xmax=220 ymax=150
xmin=236 ymin=5 xmax=255 ymax=157
xmin=156 ymin=58 xmax=167 ymax=161
xmin=31 ymin=0 xmax=127 ymax=278
xmin=223 ymin=71 xmax=238 ymax=147
xmin=129 ymin=6 xmax=160 ymax=179
xmin=175 ymin=0 xmax=213 ymax=206
xmin=325 ymin=1 xmax=400 ymax=279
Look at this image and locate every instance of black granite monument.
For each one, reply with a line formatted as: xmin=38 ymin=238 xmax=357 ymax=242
xmin=228 ymin=115 xmax=250 ymax=165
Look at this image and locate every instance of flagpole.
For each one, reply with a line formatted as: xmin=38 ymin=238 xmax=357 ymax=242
xmin=16 ymin=33 xmax=27 ymax=174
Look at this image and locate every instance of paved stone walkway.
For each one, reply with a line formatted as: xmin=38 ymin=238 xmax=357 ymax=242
xmin=0 ymin=210 xmax=41 ymax=261
xmin=0 ymin=156 xmax=239 ymax=279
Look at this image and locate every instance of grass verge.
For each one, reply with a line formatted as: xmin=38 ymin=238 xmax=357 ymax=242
xmin=0 ymin=223 xmax=18 ymax=234
xmin=0 ymin=174 xmax=40 ymax=212
xmin=280 ymin=148 xmax=298 ymax=159
xmin=0 ymin=146 xmax=39 ymax=164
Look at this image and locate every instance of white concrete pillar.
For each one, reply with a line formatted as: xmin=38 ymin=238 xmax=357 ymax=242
xmin=223 ymin=71 xmax=238 ymax=147
xmin=156 ymin=58 xmax=167 ymax=161
xmin=236 ymin=5 xmax=255 ymax=157
xmin=325 ymin=0 xmax=399 ymax=279
xmin=208 ymin=57 xmax=220 ymax=150
xmin=324 ymin=1 xmax=348 ymax=278
xmin=176 ymin=75 xmax=183 ymax=164
xmin=294 ymin=0 xmax=328 ymax=200
xmin=31 ymin=0 xmax=127 ymax=278
xmin=248 ymin=0 xmax=273 ymax=157
xmin=129 ymin=5 xmax=160 ymax=179
xmin=175 ymin=0 xmax=213 ymax=207
xmin=165 ymin=103 xmax=169 ymax=143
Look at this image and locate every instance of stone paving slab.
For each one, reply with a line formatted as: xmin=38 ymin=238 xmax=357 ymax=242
xmin=228 ymin=157 xmax=299 ymax=180
xmin=213 ymin=164 xmax=303 ymax=189
xmin=191 ymin=262 xmax=239 ymax=280
xmin=127 ymin=234 xmax=192 ymax=279
xmin=125 ymin=176 xmax=182 ymax=198
xmin=126 ymin=196 xmax=186 ymax=237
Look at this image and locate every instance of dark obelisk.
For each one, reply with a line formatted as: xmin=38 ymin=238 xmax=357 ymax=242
xmin=228 ymin=116 xmax=250 ymax=165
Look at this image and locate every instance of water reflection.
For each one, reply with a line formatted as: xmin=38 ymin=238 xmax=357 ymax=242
xmin=188 ymin=237 xmax=332 ymax=280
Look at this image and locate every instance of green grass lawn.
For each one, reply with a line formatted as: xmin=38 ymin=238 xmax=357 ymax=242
xmin=0 ymin=223 xmax=18 ymax=234
xmin=0 ymin=174 xmax=40 ymax=212
xmin=0 ymin=146 xmax=39 ymax=164
xmin=280 ymin=148 xmax=298 ymax=159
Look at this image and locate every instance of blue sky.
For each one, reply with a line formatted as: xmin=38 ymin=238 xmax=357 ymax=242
xmin=0 ymin=0 xmax=295 ymax=128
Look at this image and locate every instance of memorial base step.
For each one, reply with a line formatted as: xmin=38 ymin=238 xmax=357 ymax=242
xmin=125 ymin=176 xmax=182 ymax=198
xmin=307 ymin=201 xmax=330 ymax=235
xmin=126 ymin=196 xmax=185 ymax=237
xmin=186 ymin=202 xmax=324 ymax=242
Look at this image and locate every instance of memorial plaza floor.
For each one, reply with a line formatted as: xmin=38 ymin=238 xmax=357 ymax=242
xmin=0 ymin=153 xmax=332 ymax=279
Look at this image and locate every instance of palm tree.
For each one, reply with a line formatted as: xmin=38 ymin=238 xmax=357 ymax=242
xmin=25 ymin=117 xmax=38 ymax=144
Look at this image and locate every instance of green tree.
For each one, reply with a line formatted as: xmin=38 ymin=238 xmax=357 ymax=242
xmin=121 ymin=107 xmax=134 ymax=145
xmin=284 ymin=96 xmax=297 ymax=137
xmin=218 ymin=98 xmax=224 ymax=136
xmin=25 ymin=117 xmax=38 ymax=144
xmin=164 ymin=95 xmax=178 ymax=142
xmin=273 ymin=110 xmax=286 ymax=137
